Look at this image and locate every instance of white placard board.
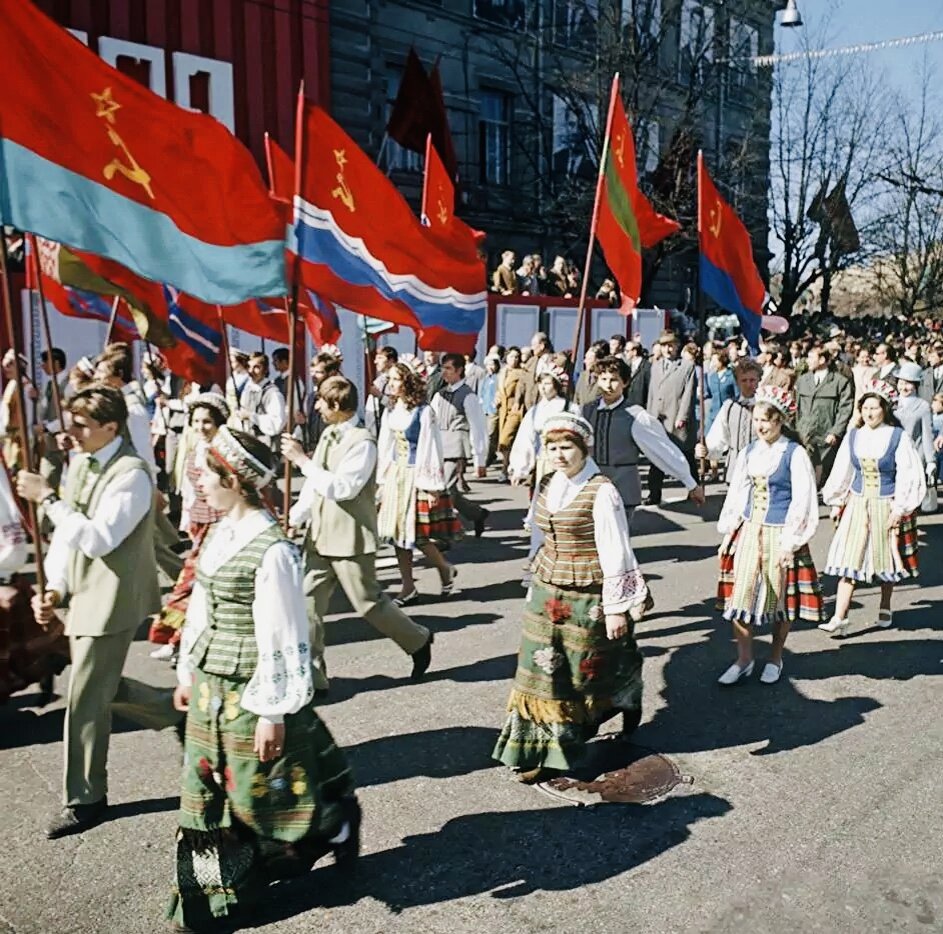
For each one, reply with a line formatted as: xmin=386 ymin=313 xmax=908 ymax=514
xmin=632 ymin=308 xmax=667 ymax=349
xmin=495 ymin=303 xmax=539 ymax=351
xmin=589 ymin=308 xmax=627 ymax=347
xmin=546 ymin=306 xmax=578 ymax=357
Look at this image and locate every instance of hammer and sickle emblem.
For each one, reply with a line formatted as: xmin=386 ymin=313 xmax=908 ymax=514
xmin=436 ymin=187 xmax=449 ymax=226
xmin=708 ymin=198 xmax=722 ymax=238
xmin=613 ymin=132 xmax=625 ymax=170
xmin=92 ymin=88 xmax=155 ymax=200
xmin=330 ymin=148 xmax=356 ymax=212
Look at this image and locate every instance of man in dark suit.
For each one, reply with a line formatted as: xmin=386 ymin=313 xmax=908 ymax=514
xmin=573 ymin=340 xmax=607 ymax=406
xmin=624 ymin=341 xmax=651 ymax=408
xmin=302 ymin=351 xmax=341 ymax=449
xmin=424 ymin=351 xmax=444 ymax=400
xmin=795 ymin=344 xmax=855 ymax=486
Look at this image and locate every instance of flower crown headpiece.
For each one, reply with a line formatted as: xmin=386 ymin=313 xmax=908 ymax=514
xmin=754 ymin=385 xmax=796 ymax=417
xmin=861 ymin=378 xmax=898 ymax=406
xmin=398 ymin=353 xmax=424 ymax=376
xmin=547 ymin=363 xmax=570 ymax=387
xmin=541 ymin=412 xmax=594 ymax=447
xmin=207 ymin=426 xmax=275 ymax=490
xmin=186 ymin=391 xmax=230 ymax=422
xmin=318 ymin=343 xmax=343 ymax=362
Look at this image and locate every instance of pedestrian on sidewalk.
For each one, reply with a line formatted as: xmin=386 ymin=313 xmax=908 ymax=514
xmin=169 ymin=426 xmax=358 ymax=932
xmin=819 ymin=381 xmax=925 ymax=637
xmin=714 ymin=386 xmax=823 ymax=686
xmin=493 ymin=412 xmax=648 ymax=785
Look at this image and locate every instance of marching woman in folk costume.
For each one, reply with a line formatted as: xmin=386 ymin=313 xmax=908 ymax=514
xmin=819 ymin=381 xmax=925 ymax=637
xmin=715 ymin=386 xmax=823 ymax=686
xmin=376 ymin=358 xmax=462 ymax=606
xmin=148 ymin=393 xmax=230 ymax=660
xmin=493 ymin=413 xmax=649 ymax=784
xmin=507 ymin=364 xmax=578 ymax=489
xmin=170 ymin=427 xmax=358 ymax=932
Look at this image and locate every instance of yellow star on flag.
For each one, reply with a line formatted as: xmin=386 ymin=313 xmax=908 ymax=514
xmin=91 ymin=87 xmax=122 ymax=124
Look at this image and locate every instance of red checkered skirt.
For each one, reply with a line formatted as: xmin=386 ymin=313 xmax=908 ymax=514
xmin=416 ymin=490 xmax=462 ymax=546
xmin=898 ymin=513 xmax=919 ymax=576
xmin=716 ymin=524 xmax=824 ymax=625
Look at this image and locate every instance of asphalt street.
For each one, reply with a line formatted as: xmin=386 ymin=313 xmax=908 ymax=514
xmin=1 ymin=475 xmax=941 ymax=934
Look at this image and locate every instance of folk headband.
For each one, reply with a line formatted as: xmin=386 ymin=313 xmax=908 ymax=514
xmin=207 ymin=425 xmax=275 ymax=490
xmin=541 ymin=412 xmax=594 ymax=447
xmin=754 ymin=385 xmax=796 ymax=417
xmin=860 ymin=379 xmax=898 ymax=407
xmin=186 ymin=391 xmax=230 ymax=422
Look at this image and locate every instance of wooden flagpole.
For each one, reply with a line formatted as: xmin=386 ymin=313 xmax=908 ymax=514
xmin=282 ymin=80 xmax=306 ymax=532
xmin=695 ymin=150 xmax=708 ymax=474
xmin=216 ymin=305 xmax=233 ymax=392
xmin=27 ymin=235 xmax=65 ymax=434
xmin=570 ymin=73 xmax=621 ymax=360
xmin=0 ymin=240 xmax=45 ymax=591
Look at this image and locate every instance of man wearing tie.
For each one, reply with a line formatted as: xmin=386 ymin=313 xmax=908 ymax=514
xmin=282 ymin=376 xmax=433 ymax=694
xmin=17 ymin=386 xmax=159 ymax=838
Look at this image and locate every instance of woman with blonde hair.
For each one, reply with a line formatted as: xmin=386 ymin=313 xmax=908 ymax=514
xmin=377 ymin=358 xmax=461 ymax=606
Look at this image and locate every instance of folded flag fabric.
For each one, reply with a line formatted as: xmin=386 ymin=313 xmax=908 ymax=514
xmin=697 ymin=153 xmax=767 ymax=352
xmin=293 ymin=103 xmax=485 ymax=354
xmin=0 ymin=0 xmax=286 ymax=305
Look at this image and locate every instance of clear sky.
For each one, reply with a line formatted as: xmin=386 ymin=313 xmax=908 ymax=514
xmin=776 ymin=0 xmax=943 ymax=94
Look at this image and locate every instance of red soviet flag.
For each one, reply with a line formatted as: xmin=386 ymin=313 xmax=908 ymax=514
xmin=421 ymin=135 xmax=484 ymax=263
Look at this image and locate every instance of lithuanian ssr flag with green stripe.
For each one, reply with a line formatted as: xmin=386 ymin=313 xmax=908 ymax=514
xmin=595 ymin=91 xmax=679 ymax=313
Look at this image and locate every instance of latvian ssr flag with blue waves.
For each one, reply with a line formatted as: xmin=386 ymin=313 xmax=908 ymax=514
xmin=0 ymin=0 xmax=286 ymax=305
xmin=292 ymin=103 xmax=486 ymax=354
xmin=697 ymin=153 xmax=767 ymax=352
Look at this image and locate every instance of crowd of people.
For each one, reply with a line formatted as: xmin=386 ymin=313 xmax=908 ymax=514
xmin=0 ymin=315 xmax=937 ymax=930
xmin=490 ymin=250 xmax=620 ymax=306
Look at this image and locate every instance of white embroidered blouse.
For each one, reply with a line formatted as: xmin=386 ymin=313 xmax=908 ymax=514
xmin=376 ymin=403 xmax=447 ymax=492
xmin=176 ymin=509 xmax=313 ymax=725
xmin=822 ymin=424 xmax=926 ymax=516
xmin=526 ymin=459 xmax=647 ymax=614
xmin=718 ymin=437 xmax=819 ymax=553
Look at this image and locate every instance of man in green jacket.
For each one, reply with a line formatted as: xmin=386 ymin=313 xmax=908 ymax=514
xmin=795 ymin=345 xmax=856 ymax=486
xmin=18 ymin=386 xmax=160 ymax=839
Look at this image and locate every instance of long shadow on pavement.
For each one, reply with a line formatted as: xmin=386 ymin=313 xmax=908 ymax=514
xmin=255 ymin=792 xmax=732 ymax=922
xmin=319 ymin=653 xmax=516 ymax=707
xmin=345 ymin=725 xmax=499 ymax=788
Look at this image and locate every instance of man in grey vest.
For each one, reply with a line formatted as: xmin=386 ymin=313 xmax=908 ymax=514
xmin=583 ymin=356 xmax=705 ymax=523
xmin=430 ymin=353 xmax=490 ymax=536
xmin=697 ymin=358 xmax=761 ymax=483
xmin=18 ymin=386 xmax=160 ymax=839
xmin=282 ymin=376 xmax=433 ymax=692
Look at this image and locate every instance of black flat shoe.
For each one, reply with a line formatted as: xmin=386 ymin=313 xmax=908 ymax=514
xmin=46 ymin=797 xmax=108 ymax=839
xmin=410 ymin=632 xmax=434 ymax=681
xmin=333 ymin=795 xmax=362 ymax=871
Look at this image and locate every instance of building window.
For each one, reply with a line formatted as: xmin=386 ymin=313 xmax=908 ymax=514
xmin=551 ymin=94 xmax=595 ymax=185
xmin=553 ymin=1 xmax=599 ymax=47
xmin=473 ymin=0 xmax=528 ymax=29
xmin=384 ymin=68 xmax=421 ymax=174
xmin=678 ymin=0 xmax=714 ymax=86
xmin=621 ymin=0 xmax=661 ymax=38
xmin=728 ymin=17 xmax=759 ymax=96
xmin=479 ymin=90 xmax=511 ymax=186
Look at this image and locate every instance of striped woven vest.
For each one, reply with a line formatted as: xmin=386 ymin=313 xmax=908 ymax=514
xmin=192 ymin=521 xmax=286 ymax=679
xmin=532 ymin=473 xmax=607 ymax=588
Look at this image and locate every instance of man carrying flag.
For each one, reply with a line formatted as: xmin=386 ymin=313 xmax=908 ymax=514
xmin=697 ymin=152 xmax=767 ymax=353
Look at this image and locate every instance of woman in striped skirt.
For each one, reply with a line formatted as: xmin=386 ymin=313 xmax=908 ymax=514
xmin=493 ymin=412 xmax=648 ymax=784
xmin=377 ymin=359 xmax=462 ymax=607
xmin=170 ymin=428 xmax=357 ymax=932
xmin=715 ymin=386 xmax=823 ymax=686
xmin=820 ymin=381 xmax=925 ymax=637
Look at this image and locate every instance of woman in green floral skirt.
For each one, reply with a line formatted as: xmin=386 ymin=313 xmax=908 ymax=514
xmin=493 ymin=412 xmax=649 ymax=784
xmin=169 ymin=427 xmax=358 ymax=933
